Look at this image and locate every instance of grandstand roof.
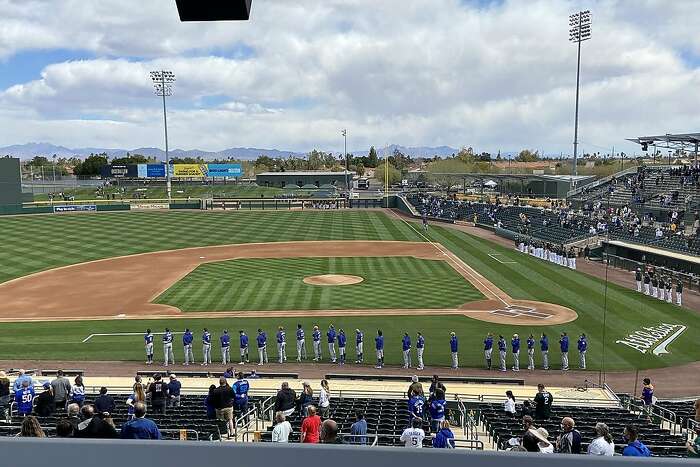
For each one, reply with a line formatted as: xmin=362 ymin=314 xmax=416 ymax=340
xmin=257 ymin=171 xmax=355 ymax=176
xmin=627 ymin=132 xmax=700 ymax=152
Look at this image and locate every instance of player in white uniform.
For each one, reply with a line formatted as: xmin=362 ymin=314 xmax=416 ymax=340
xmin=144 ymin=329 xmax=154 ymax=365
xmin=400 ymin=418 xmax=426 ymax=448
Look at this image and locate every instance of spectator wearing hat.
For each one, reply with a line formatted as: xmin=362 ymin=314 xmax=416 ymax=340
xmin=35 ymin=382 xmax=55 ymax=417
xmin=532 ymin=427 xmax=552 ymax=453
xmin=167 ymin=375 xmax=181 ymax=408
xmin=407 ymin=375 xmax=423 ymax=399
xmin=94 ymin=387 xmax=115 ymax=415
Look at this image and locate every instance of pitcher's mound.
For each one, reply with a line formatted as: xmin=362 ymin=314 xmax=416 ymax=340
xmin=303 ymin=274 xmax=364 ymax=286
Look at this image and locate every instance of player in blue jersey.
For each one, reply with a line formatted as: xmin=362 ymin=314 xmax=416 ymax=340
xmin=416 ymin=332 xmax=425 ymax=370
xmin=402 ymin=333 xmax=412 ymax=369
xmin=483 ymin=333 xmax=493 ymax=370
xmin=144 ymin=329 xmax=154 ymax=365
xmin=276 ymin=326 xmax=287 ymax=364
xmin=337 ymin=329 xmax=347 ymax=365
xmin=577 ymin=333 xmax=587 ymax=370
xmin=511 ymin=334 xmax=520 ymax=372
xmin=232 ymin=371 xmax=250 ymax=421
xmin=497 ymin=335 xmax=507 ymax=372
xmin=540 ymin=333 xmax=549 ymax=370
xmin=296 ymin=324 xmax=306 ymax=362
xmin=355 ymin=329 xmax=364 ymax=364
xmin=312 ymin=325 xmax=322 ymax=362
xmin=15 ymin=379 xmax=35 ymax=416
xmin=560 ymin=332 xmax=569 ymax=371
xmin=327 ymin=325 xmax=337 ymax=363
xmin=182 ymin=328 xmax=194 ymax=366
xmin=408 ymin=390 xmax=426 ymax=423
xmin=162 ymin=328 xmax=174 ymax=366
xmin=257 ymin=329 xmax=268 ymax=366
xmin=239 ymin=330 xmax=250 ymax=364
xmin=375 ymin=330 xmax=384 ymax=369
xmin=202 ymin=328 xmax=212 ymax=366
xmin=450 ymin=332 xmax=458 ymax=369
xmin=526 ymin=334 xmax=535 ymax=370
xmin=220 ymin=330 xmax=231 ymax=365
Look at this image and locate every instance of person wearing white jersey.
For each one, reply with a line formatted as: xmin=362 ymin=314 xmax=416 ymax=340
xmin=400 ymin=417 xmax=426 ymax=448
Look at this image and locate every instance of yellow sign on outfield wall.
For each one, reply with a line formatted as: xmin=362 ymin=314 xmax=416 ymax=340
xmin=172 ymin=164 xmax=208 ymax=177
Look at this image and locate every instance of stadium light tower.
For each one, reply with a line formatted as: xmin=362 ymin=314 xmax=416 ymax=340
xmin=150 ymin=70 xmax=176 ymax=203
xmin=342 ymin=128 xmax=349 ymax=193
xmin=569 ymin=10 xmax=591 ymax=182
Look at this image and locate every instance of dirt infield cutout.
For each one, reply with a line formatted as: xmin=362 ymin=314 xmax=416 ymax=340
xmin=303 ymin=274 xmax=364 ymax=286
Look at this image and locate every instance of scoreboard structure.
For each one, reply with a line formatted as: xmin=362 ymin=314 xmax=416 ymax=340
xmin=0 ymin=157 xmax=22 ymax=206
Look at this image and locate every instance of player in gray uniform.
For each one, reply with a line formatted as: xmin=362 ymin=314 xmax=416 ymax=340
xmin=665 ymin=277 xmax=673 ymax=303
xmin=201 ymin=328 xmax=212 ymax=366
xmin=355 ymin=329 xmax=364 ymax=364
xmin=162 ymin=328 xmax=175 ymax=366
xmin=296 ymin=324 xmax=306 ymax=362
xmin=144 ymin=329 xmax=154 ymax=365
xmin=676 ymin=279 xmax=683 ymax=306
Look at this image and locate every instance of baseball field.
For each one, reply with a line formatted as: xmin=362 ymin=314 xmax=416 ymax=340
xmin=1 ymin=209 xmax=698 ymax=370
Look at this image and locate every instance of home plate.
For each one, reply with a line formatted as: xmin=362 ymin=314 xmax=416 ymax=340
xmin=200 ymin=256 xmax=206 ymax=259
xmin=115 ymin=314 xmax=126 ymax=318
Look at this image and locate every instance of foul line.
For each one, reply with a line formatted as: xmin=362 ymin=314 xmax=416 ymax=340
xmin=82 ymin=331 xmax=185 ymax=343
xmin=391 ymin=211 xmax=510 ymax=307
xmin=488 ymin=253 xmax=517 ymax=264
xmin=652 ymin=325 xmax=686 ymax=356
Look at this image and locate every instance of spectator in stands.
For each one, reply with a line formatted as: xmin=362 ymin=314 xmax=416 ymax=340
xmin=298 ymin=382 xmax=314 ymax=417
xmin=622 ymin=424 xmax=651 ymax=457
xmin=19 ymin=415 xmax=45 ymax=437
xmin=15 ymin=379 xmax=35 ymax=416
xmin=50 ymin=370 xmax=71 ymax=411
xmin=274 ymin=382 xmax=296 ymax=417
xmin=432 ymin=420 xmax=455 ymax=448
xmin=400 ymin=417 xmax=426 ymax=448
xmin=126 ymin=383 xmax=146 ymax=420
xmin=521 ymin=400 xmax=533 ymax=418
xmin=408 ymin=375 xmax=423 ymax=399
xmin=66 ymin=403 xmax=81 ymax=431
xmin=408 ymin=387 xmax=426 ymax=423
xmin=429 ymin=375 xmax=446 ymax=402
xmin=167 ymin=374 xmax=181 ymax=408
xmin=75 ymin=404 xmax=118 ymax=439
xmin=300 ymin=405 xmax=321 ymax=444
xmin=34 ymin=382 xmax=54 ymax=417
xmin=12 ymin=369 xmax=33 ymax=392
xmin=232 ymin=371 xmax=250 ymax=420
xmin=350 ymin=411 xmax=367 ymax=445
xmin=533 ymin=427 xmax=553 ymax=453
xmin=94 ymin=387 xmax=115 ymax=415
xmin=504 ymin=390 xmax=516 ymax=417
xmin=0 ymin=371 xmax=9 ymax=420
xmin=687 ymin=427 xmax=700 ymax=458
xmin=147 ymin=373 xmax=169 ymax=414
xmin=521 ymin=416 xmax=540 ymax=452
xmin=318 ymin=379 xmax=331 ymax=419
xmin=694 ymin=398 xmax=700 ymax=423
xmin=555 ymin=417 xmax=582 ymax=454
xmin=587 ymin=422 xmax=615 ymax=456
xmin=69 ymin=375 xmax=86 ymax=407
xmin=641 ymin=378 xmax=654 ymax=406
xmin=223 ymin=367 xmax=234 ymax=378
xmin=56 ymin=419 xmax=74 ymax=438
xmin=320 ymin=419 xmax=342 ymax=444
xmin=213 ymin=376 xmax=234 ymax=439
xmin=204 ymin=385 xmax=217 ymax=420
xmin=534 ymin=384 xmax=553 ymax=419
xmin=120 ymin=402 xmax=161 ymax=440
xmin=272 ymin=411 xmax=292 ymax=442
xmin=429 ymin=389 xmax=447 ymax=433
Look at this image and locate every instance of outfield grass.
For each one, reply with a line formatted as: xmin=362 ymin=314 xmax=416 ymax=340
xmin=0 ymin=210 xmax=698 ymax=370
xmin=155 ymin=256 xmax=483 ymax=311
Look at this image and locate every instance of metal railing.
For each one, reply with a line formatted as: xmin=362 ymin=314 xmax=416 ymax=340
xmin=625 ymin=396 xmax=681 ymax=436
xmin=234 ymin=404 xmax=259 ymax=441
xmin=159 ymin=428 xmax=200 ymax=441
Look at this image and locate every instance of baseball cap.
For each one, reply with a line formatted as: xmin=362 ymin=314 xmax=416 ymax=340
xmin=169 ymin=374 xmax=176 ymax=379
xmin=43 ymin=381 xmax=51 ymax=389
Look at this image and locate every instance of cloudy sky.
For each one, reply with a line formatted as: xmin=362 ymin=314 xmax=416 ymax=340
xmin=0 ymin=0 xmax=699 ymax=154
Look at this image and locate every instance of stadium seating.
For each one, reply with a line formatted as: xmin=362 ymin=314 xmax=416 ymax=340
xmin=479 ymin=403 xmax=688 ymax=457
xmin=654 ymin=400 xmax=697 ymax=428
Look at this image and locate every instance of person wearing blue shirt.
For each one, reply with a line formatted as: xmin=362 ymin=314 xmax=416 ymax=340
xmin=182 ymin=328 xmax=194 ymax=366
xmin=429 ymin=388 xmax=446 ymax=433
xmin=540 ymin=333 xmax=549 ymax=370
xmin=560 ymin=332 xmax=569 ymax=371
xmin=296 ymin=324 xmax=306 ymax=362
xmin=526 ymin=334 xmax=535 ymax=370
xmin=432 ymin=420 xmax=455 ymax=449
xmin=239 ymin=330 xmax=250 ymax=364
xmin=622 ymin=425 xmax=651 ymax=457
xmin=144 ymin=329 xmax=154 ymax=365
xmin=483 ymin=333 xmax=493 ymax=370
xmin=15 ymin=380 xmax=34 ymax=416
xmin=232 ymin=371 xmax=250 ymax=421
xmin=375 ymin=330 xmax=384 ymax=369
xmin=416 ymin=332 xmax=425 ymax=371
xmin=202 ymin=328 xmax=212 ymax=366
xmin=312 ymin=325 xmax=322 ymax=362
xmin=276 ymin=326 xmax=287 ymax=364
xmin=220 ymin=330 xmax=231 ymax=365
xmin=402 ymin=333 xmax=412 ymax=369
xmin=167 ymin=375 xmax=182 ymax=408
xmin=120 ymin=402 xmax=161 ymax=440
xmin=355 ymin=329 xmax=364 ymax=364
xmin=162 ymin=328 xmax=174 ymax=366
xmin=577 ymin=333 xmax=587 ymax=370
xmin=408 ymin=393 xmax=425 ymax=421
xmin=497 ymin=335 xmax=507 ymax=372
xmin=337 ymin=329 xmax=347 ymax=365
xmin=511 ymin=334 xmax=521 ymax=372
xmin=450 ymin=332 xmax=458 ymax=369
xmin=256 ymin=329 xmax=268 ymax=366
xmin=327 ymin=325 xmax=337 ymax=363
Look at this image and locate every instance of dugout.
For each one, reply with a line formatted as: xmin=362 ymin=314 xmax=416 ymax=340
xmin=255 ymin=171 xmax=355 ymax=189
xmin=0 ymin=157 xmax=24 ymax=207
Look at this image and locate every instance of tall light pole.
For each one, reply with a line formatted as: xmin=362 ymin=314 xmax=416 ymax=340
xmin=150 ymin=70 xmax=176 ymax=203
xmin=341 ymin=128 xmax=349 ymax=193
xmin=569 ymin=10 xmax=591 ymax=183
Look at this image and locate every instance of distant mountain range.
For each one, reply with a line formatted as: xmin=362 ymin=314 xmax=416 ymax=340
xmin=0 ymin=142 xmax=464 ymax=160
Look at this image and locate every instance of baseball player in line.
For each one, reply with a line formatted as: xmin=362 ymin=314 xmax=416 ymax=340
xmin=526 ymin=334 xmax=535 ymax=370
xmin=559 ymin=332 xmax=569 ymax=371
xmin=276 ymin=326 xmax=287 ymax=364
xmin=202 ymin=328 xmax=212 ymax=366
xmin=239 ymin=330 xmax=250 ymax=364
xmin=162 ymin=328 xmax=174 ymax=366
xmin=497 ymin=335 xmax=507 ymax=372
xmin=327 ymin=325 xmax=337 ymax=363
xmin=450 ymin=332 xmax=458 ymax=369
xmin=182 ymin=328 xmax=194 ymax=366
xmin=540 ymin=333 xmax=549 ymax=370
xmin=312 ymin=326 xmax=322 ymax=361
xmin=144 ymin=329 xmax=154 ymax=365
xmin=355 ymin=329 xmax=364 ymax=363
xmin=220 ymin=330 xmax=230 ymax=365
xmin=338 ymin=329 xmax=347 ymax=365
xmin=416 ymin=332 xmax=425 ymax=371
xmin=483 ymin=333 xmax=493 ymax=370
xmin=402 ymin=333 xmax=412 ymax=369
xmin=257 ymin=329 xmax=268 ymax=366
xmin=296 ymin=324 xmax=306 ymax=362
xmin=375 ymin=330 xmax=384 ymax=369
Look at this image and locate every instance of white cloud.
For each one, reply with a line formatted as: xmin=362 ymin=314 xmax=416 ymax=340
xmin=0 ymin=0 xmax=698 ymax=154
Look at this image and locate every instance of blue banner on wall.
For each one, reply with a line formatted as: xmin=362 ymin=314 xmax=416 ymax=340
xmin=206 ymin=164 xmax=242 ymax=177
xmin=135 ymin=163 xmax=241 ymax=178
xmin=54 ymin=204 xmax=97 ymax=213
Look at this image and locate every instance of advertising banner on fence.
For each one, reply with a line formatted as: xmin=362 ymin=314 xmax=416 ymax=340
xmin=131 ymin=203 xmax=170 ymax=210
xmin=54 ymin=204 xmax=97 ymax=213
xmin=134 ymin=163 xmax=242 ymax=178
xmin=206 ymin=164 xmax=242 ymax=177
xmin=137 ymin=164 xmax=166 ymax=178
xmin=172 ymin=164 xmax=207 ymax=178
